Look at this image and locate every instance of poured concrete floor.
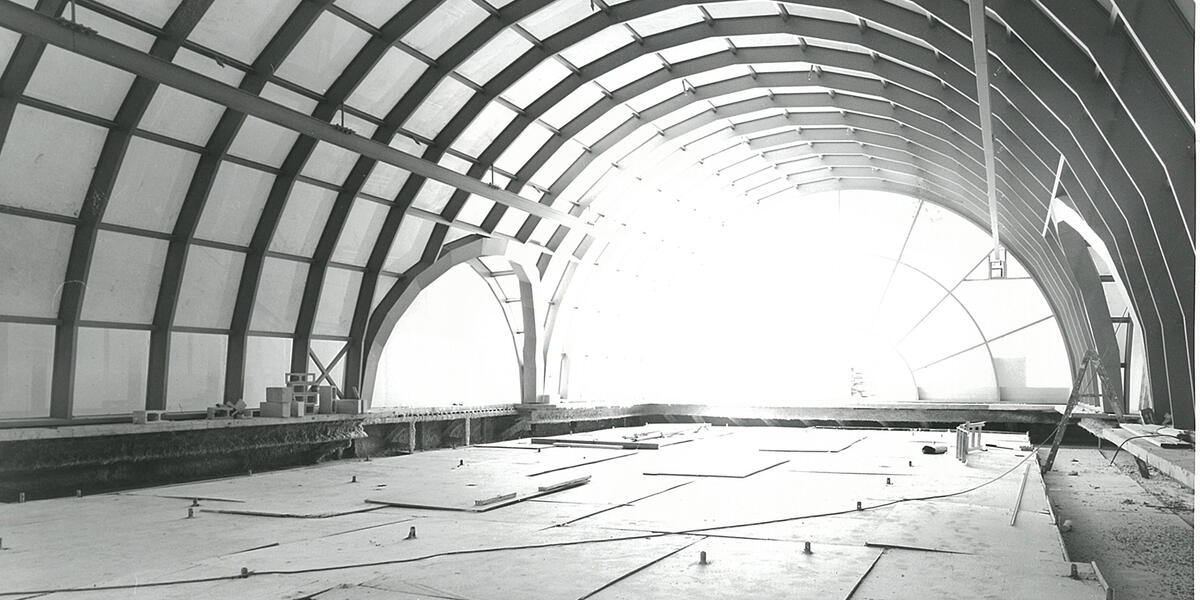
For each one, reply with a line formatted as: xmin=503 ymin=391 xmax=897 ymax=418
xmin=1 ymin=426 xmax=1108 ymax=599
xmin=1042 ymin=445 xmax=1194 ymax=600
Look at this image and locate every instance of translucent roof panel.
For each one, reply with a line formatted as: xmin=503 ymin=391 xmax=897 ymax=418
xmin=626 ymin=5 xmax=705 ymax=37
xmin=410 ymin=180 xmax=457 ymax=213
xmin=73 ymin=328 xmax=149 ymax=416
xmin=140 ymin=85 xmax=226 ymax=146
xmin=250 ymin=257 xmax=308 ymax=333
xmin=520 ymin=0 xmax=595 ymax=41
xmin=703 ymin=1 xmax=784 ymax=19
xmin=244 ymin=335 xmax=291 ymax=406
xmin=189 ymin=0 xmax=303 ymax=64
xmin=542 ymin=84 xmax=606 ymax=130
xmin=0 ymin=323 xmax=53 ymax=419
xmin=101 ymin=0 xmax=182 ymax=28
xmin=456 ymin=195 xmax=495 ymax=227
xmin=301 ymin=141 xmax=359 ymax=184
xmin=383 ymin=217 xmax=435 ymax=273
xmin=332 ymin=198 xmax=390 ymax=266
xmin=336 ymin=0 xmax=409 ymax=27
xmin=269 ymin=182 xmax=337 ymax=257
xmin=0 ymin=213 xmax=73 ymax=318
xmin=901 ymin=202 xmax=992 ymax=287
xmin=560 ymin=26 xmax=633 ymax=68
xmin=81 ymin=231 xmax=168 ymax=324
xmin=402 ymin=0 xmax=489 ymax=60
xmin=955 ymin=278 xmax=1054 ymax=340
xmin=897 ymin=295 xmax=984 ymax=368
xmin=103 ymin=137 xmax=200 ymax=233
xmin=403 ymin=76 xmax=475 ymax=139
xmin=174 ymin=245 xmax=245 ymax=329
xmin=275 ymin=12 xmax=370 ymax=94
xmin=362 ymin=161 xmax=411 ymax=200
xmin=25 ymin=47 xmax=137 ymax=119
xmin=194 ymin=161 xmax=274 ymax=247
xmin=227 ymin=115 xmax=302 ymax=167
xmin=456 ymin=28 xmax=533 ymax=86
xmin=0 ymin=27 xmax=19 ymax=71
xmin=167 ymin=332 xmax=227 ymax=411
xmin=346 ymin=47 xmax=426 ymax=118
xmin=0 ymin=105 xmax=106 ymax=217
xmin=493 ymin=121 xmax=556 ymax=174
xmin=503 ymin=59 xmax=573 ymax=110
xmin=314 ymin=267 xmax=362 ymax=336
xmin=452 ymin=101 xmax=520 ymax=158
xmin=595 ymin=53 xmax=664 ymax=92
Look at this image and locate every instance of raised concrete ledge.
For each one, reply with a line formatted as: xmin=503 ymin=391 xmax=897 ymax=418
xmin=1078 ymin=417 xmax=1195 ymax=489
xmin=522 ymin=402 xmax=1076 ymax=425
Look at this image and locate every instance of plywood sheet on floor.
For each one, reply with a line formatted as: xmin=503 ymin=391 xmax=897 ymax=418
xmin=849 ymin=549 xmax=1103 ymax=599
xmin=532 ymin=424 xmax=716 ymax=449
xmin=866 ymin=501 xmax=1064 ymax=561
xmin=642 ymin=451 xmax=787 ymax=478
xmin=587 ymin=537 xmax=882 ymax=600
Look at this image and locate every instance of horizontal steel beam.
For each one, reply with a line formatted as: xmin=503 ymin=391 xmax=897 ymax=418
xmin=0 ymin=0 xmax=593 ymax=235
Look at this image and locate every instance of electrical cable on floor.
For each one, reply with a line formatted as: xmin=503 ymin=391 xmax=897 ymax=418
xmin=0 ymin=532 xmax=671 ymax=597
xmin=1105 ymin=427 xmax=1175 ymax=466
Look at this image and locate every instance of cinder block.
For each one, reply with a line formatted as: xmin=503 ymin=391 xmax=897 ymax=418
xmin=132 ymin=410 xmax=166 ymax=424
xmin=206 ymin=406 xmax=233 ymax=419
xmin=334 ymin=398 xmax=362 ymax=414
xmin=317 ymin=386 xmax=335 ymax=414
xmin=286 ymin=372 xmax=316 ymax=383
xmin=259 ymin=402 xmax=289 ymax=418
xmin=265 ymin=387 xmax=291 ymax=404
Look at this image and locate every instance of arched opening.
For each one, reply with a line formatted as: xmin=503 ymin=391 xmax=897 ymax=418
xmin=561 ymin=190 xmax=1072 ymax=406
xmin=371 ymin=263 xmax=520 ymax=408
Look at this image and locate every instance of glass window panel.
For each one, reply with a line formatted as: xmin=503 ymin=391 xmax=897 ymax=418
xmin=954 ymin=278 xmax=1052 ymax=340
xmin=243 ymin=335 xmax=291 ymax=406
xmin=0 ymin=322 xmax=53 ymax=418
xmin=0 ymin=105 xmax=106 ymax=216
xmin=521 ymin=0 xmax=594 ymax=40
xmin=336 ymin=0 xmax=410 ymax=27
xmin=456 ymin=28 xmax=533 ymax=86
xmin=362 ymin=161 xmax=410 ymax=199
xmin=167 ymin=332 xmax=227 ymax=411
xmin=227 ymin=115 xmax=301 ymax=167
xmin=332 ymin=198 xmax=389 ymax=266
xmin=104 ymin=138 xmax=200 ymax=233
xmin=194 ymin=161 xmax=274 ymax=246
xmin=900 ymin=202 xmax=991 ymax=287
xmin=1102 ymin=280 xmax=1129 ymax=316
xmin=452 ymin=101 xmax=519 ymax=157
xmin=383 ymin=217 xmax=434 ymax=272
xmin=175 ymin=245 xmax=245 ymax=328
xmin=627 ymin=5 xmax=704 ymax=37
xmin=542 ymin=84 xmax=605 ymax=130
xmin=140 ymin=85 xmax=225 ymax=145
xmin=503 ymin=59 xmax=572 ymax=109
xmin=628 ymin=78 xmax=684 ymax=114
xmin=269 ymin=182 xmax=337 ymax=257
xmin=837 ymin=190 xmax=921 ymax=259
xmin=190 ymin=0 xmax=302 ymax=64
xmin=410 ymin=180 xmax=456 ymax=213
xmin=560 ymin=26 xmax=632 ymax=68
xmin=250 ymin=257 xmax=308 ymax=332
xmin=373 ymin=263 xmax=519 ymax=406
xmin=300 ymin=140 xmax=358 ymax=184
xmin=172 ymin=47 xmax=245 ymax=86
xmin=898 ymin=295 xmax=984 ymax=370
xmin=73 ymin=327 xmax=149 ymax=416
xmin=912 ymin=345 xmax=995 ymax=401
xmin=438 ymin=153 xmax=474 ymax=174
xmin=372 ymin=274 xmax=399 ymax=312
xmin=528 ymin=218 xmax=558 ymax=245
xmin=402 ymin=0 xmax=489 ymax=60
xmin=347 ymin=47 xmax=425 ymax=117
xmin=82 ymin=231 xmax=168 ymax=324
xmin=314 ymin=267 xmax=362 ymax=336
xmin=0 ymin=213 xmax=72 ymax=318
xmin=456 ymin=195 xmax=493 ymax=227
xmin=989 ymin=318 xmax=1071 ymax=395
xmin=276 ymin=12 xmax=370 ymax=94
xmin=530 ymin=141 xmax=587 ymax=189
xmin=595 ymin=53 xmax=662 ymax=92
xmin=403 ymin=77 xmax=475 ymax=139
xmin=494 ymin=122 xmax=555 ymax=174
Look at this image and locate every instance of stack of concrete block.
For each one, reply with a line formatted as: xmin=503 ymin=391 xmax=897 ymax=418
xmin=262 ymin=373 xmax=340 ymax=417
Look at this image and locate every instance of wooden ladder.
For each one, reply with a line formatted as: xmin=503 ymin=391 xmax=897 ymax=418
xmin=1042 ymin=350 xmax=1109 ymax=473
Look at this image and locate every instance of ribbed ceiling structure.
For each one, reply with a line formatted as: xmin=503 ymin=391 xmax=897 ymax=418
xmin=0 ymin=0 xmax=1192 ymax=427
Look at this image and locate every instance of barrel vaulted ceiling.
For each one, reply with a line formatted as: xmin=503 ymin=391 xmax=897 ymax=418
xmin=0 ymin=0 xmax=1191 ymax=426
